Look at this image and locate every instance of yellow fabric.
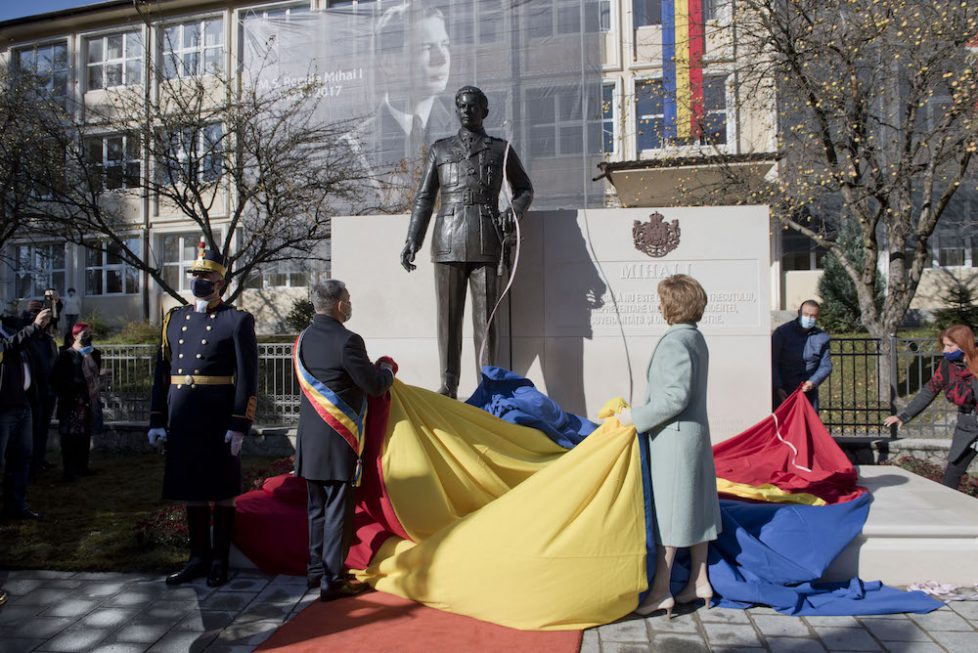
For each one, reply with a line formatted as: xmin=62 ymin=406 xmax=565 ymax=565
xmin=716 ymin=478 xmax=827 ymax=506
xmin=356 ymin=381 xmax=648 ymax=630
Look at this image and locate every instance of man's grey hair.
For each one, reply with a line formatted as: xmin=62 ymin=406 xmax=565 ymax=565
xmin=311 ymin=279 xmax=347 ymax=313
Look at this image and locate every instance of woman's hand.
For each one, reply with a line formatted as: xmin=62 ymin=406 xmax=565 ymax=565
xmin=883 ymin=415 xmax=903 ymax=428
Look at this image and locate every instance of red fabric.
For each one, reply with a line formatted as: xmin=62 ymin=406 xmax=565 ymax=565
xmin=233 ymin=373 xmax=409 ymax=575
xmin=712 ymin=389 xmax=865 ymax=504
xmin=256 ymin=590 xmax=583 ymax=652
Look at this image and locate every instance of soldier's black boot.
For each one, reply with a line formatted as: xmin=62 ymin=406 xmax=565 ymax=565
xmin=166 ymin=505 xmax=211 ymax=586
xmin=207 ymin=505 xmax=235 ymax=587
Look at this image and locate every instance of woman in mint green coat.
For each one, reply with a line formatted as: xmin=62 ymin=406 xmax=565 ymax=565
xmin=624 ymin=274 xmax=721 ymax=618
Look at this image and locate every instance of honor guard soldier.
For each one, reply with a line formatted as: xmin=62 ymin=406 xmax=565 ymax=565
xmin=147 ymin=242 xmax=259 ymax=587
xmin=400 ymin=85 xmax=533 ymax=398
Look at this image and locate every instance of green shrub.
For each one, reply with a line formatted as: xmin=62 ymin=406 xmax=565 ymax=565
xmin=285 ymin=297 xmax=314 ymax=332
xmin=115 ymin=321 xmax=160 ymax=344
xmin=80 ymin=311 xmax=113 ymax=340
xmin=817 ymin=222 xmax=884 ymax=333
xmin=932 ymin=276 xmax=978 ymax=332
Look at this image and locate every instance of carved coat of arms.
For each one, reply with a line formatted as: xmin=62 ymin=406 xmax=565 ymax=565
xmin=633 ymin=212 xmax=680 ymax=258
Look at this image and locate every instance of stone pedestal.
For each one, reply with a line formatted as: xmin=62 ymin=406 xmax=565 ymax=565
xmin=334 ymin=206 xmax=771 ymax=441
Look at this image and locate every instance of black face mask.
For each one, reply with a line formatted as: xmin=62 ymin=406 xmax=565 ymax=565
xmin=191 ymin=277 xmax=216 ymax=298
xmin=79 ymin=334 xmax=93 ymax=346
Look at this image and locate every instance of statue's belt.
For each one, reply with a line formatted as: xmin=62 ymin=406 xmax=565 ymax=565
xmin=441 ymin=189 xmax=495 ymax=206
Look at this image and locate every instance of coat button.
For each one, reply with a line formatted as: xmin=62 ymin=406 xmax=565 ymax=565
xmin=178 ymin=354 xmax=184 ymax=359
xmin=178 ymin=339 xmax=184 ymax=344
xmin=181 ymin=326 xmax=188 ymax=332
xmin=201 ymin=339 xmax=207 ymax=345
xmin=196 ymin=354 xmax=203 ymax=359
xmin=206 ymin=325 xmax=213 ymax=331
xmin=177 ymin=369 xmax=183 ymax=373
xmin=210 ymin=314 xmax=216 ymax=319
xmin=185 ymin=314 xmax=191 ymax=320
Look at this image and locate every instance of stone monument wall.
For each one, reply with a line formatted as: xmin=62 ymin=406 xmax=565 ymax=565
xmin=334 ymin=206 xmax=771 ymax=442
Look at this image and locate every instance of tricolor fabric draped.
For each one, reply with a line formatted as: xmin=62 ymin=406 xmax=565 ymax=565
xmin=234 ymin=368 xmax=939 ymax=631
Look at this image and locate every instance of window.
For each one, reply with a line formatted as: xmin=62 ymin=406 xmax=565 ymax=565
xmin=241 ymin=3 xmax=311 ymax=21
xmin=781 ymin=230 xmax=828 ymax=271
xmin=704 ymin=0 xmax=720 ymax=21
xmin=935 ymin=237 xmax=973 ymax=268
xmin=528 ymin=0 xmax=611 ymax=38
xmin=526 ymin=83 xmax=615 ymax=158
xmin=15 ymin=244 xmax=65 ymax=298
xmin=157 ymin=124 xmax=223 ymax=184
xmin=162 ymin=18 xmax=224 ymax=78
xmin=636 ymin=75 xmax=728 ymax=151
xmin=86 ymin=239 xmax=140 ymax=296
xmin=633 ymin=0 xmax=662 ymax=27
xmin=85 ymin=134 xmax=141 ymax=190
xmin=86 ymin=31 xmax=143 ymax=90
xmin=245 ymin=261 xmax=309 ymax=289
xmin=160 ymin=233 xmax=201 ymax=291
xmin=14 ymin=41 xmax=69 ymax=105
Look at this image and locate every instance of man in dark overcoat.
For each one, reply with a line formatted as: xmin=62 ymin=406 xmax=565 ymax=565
xmin=294 ymin=280 xmax=394 ymax=601
xmin=400 ymin=85 xmax=533 ymax=398
xmin=148 ymin=244 xmax=258 ymax=587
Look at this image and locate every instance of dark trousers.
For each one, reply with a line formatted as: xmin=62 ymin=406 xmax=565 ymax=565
xmin=943 ymin=447 xmax=978 ymax=490
xmin=435 ymin=262 xmax=500 ymax=392
xmin=306 ymin=479 xmax=355 ymax=591
xmin=61 ymin=427 xmax=92 ymax=481
xmin=0 ymin=406 xmax=33 ymax=513
xmin=30 ymin=393 xmax=55 ymax=473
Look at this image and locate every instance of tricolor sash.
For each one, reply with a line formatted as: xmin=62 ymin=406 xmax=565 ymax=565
xmin=293 ymin=329 xmax=368 ymax=486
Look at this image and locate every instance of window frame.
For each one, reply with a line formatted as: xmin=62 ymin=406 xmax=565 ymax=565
xmin=85 ymin=237 xmax=141 ymax=296
xmin=156 ymin=124 xmax=224 ymax=185
xmin=84 ymin=133 xmax=142 ymax=191
xmin=85 ymin=29 xmax=144 ymax=91
xmin=159 ymin=232 xmax=206 ymax=292
xmin=160 ymin=15 xmax=226 ymax=79
xmin=525 ymin=81 xmax=617 ymax=159
xmin=634 ymin=73 xmax=731 ymax=154
xmin=14 ymin=242 xmax=67 ymax=299
xmin=13 ymin=40 xmax=71 ymax=105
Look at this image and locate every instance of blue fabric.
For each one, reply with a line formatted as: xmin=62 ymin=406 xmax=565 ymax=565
xmin=466 ymin=366 xmax=597 ymax=448
xmin=468 ymin=367 xmax=942 ymax=617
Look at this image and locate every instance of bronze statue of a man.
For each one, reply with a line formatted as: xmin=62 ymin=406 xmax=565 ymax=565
xmin=400 ymin=86 xmax=533 ymax=398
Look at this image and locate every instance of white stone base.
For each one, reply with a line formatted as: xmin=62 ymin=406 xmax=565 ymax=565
xmin=823 ymin=466 xmax=978 ymax=585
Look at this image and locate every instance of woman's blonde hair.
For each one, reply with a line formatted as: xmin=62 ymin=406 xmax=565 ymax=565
xmin=658 ymin=274 xmax=708 ymax=325
xmin=940 ymin=324 xmax=978 ymax=376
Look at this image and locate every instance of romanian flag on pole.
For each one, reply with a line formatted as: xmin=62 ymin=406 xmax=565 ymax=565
xmin=661 ymin=0 xmax=706 ymax=140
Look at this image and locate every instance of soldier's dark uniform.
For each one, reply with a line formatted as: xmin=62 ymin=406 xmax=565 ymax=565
xmin=150 ymin=301 xmax=258 ymax=500
xmin=405 ymin=126 xmax=533 ymax=395
xmin=149 ymin=247 xmax=258 ymax=587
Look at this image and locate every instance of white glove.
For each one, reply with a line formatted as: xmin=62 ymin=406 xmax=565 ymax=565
xmin=225 ymin=430 xmax=245 ymax=456
xmin=618 ymin=407 xmax=633 ymax=426
xmin=379 ymin=362 xmax=394 ymax=375
xmin=147 ymin=427 xmax=167 ymax=447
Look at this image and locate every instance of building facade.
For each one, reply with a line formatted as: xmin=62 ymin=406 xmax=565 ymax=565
xmin=0 ymin=0 xmax=973 ymax=332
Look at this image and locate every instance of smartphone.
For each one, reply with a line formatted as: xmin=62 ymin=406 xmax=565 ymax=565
xmin=44 ymin=293 xmax=59 ymax=319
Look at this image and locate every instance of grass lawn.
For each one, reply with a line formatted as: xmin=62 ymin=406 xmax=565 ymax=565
xmin=0 ymin=452 xmax=287 ymax=573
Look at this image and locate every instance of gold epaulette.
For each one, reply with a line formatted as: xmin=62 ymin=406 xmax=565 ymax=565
xmin=160 ymin=306 xmax=180 ymax=362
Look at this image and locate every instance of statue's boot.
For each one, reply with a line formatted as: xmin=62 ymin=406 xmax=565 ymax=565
xmin=166 ymin=505 xmax=211 ymax=585
xmin=437 ymin=384 xmax=457 ymax=399
xmin=207 ymin=505 xmax=235 ymax=587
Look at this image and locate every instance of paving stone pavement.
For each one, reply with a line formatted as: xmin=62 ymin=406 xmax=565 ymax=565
xmin=2 ymin=571 xmax=976 ymax=652
xmin=586 ymin=602 xmax=978 ymax=653
xmin=0 ymin=570 xmax=315 ymax=653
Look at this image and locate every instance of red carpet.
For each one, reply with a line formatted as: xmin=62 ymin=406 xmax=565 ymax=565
xmin=257 ymin=590 xmax=583 ymax=653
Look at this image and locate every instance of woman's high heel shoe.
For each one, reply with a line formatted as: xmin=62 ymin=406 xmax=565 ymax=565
xmin=675 ymin=584 xmax=714 ymax=609
xmin=635 ymin=592 xmax=675 ymax=618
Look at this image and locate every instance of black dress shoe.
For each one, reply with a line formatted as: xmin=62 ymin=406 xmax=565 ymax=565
xmin=307 ymin=574 xmax=324 ymax=590
xmin=165 ymin=558 xmax=210 ymax=586
xmin=320 ymin=579 xmax=369 ymax=602
xmin=5 ymin=509 xmax=43 ymax=521
xmin=206 ymin=560 xmax=229 ymax=587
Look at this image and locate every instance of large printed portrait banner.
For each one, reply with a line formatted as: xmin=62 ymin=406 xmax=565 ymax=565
xmin=240 ymin=0 xmax=608 ymax=209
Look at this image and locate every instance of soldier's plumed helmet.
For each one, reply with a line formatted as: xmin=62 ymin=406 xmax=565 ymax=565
xmin=189 ymin=240 xmax=228 ymax=277
xmin=455 ymin=85 xmax=488 ymax=110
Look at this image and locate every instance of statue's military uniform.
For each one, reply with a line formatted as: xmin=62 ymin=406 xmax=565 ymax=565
xmin=405 ymin=128 xmax=533 ymax=394
xmin=150 ymin=301 xmax=258 ymax=500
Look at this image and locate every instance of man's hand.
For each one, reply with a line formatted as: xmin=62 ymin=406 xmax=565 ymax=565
xmin=33 ymin=308 xmax=52 ymax=328
xmin=883 ymin=416 xmax=903 ymax=428
xmin=800 ymin=381 xmax=815 ymax=393
xmin=400 ymin=243 xmax=417 ymax=272
xmin=379 ymin=361 xmax=394 ymax=376
xmin=225 ymin=430 xmax=245 ymax=456
xmin=147 ymin=427 xmax=167 ymax=447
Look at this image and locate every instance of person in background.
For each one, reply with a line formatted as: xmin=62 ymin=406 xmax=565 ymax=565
xmin=884 ymin=324 xmax=978 ymax=491
xmin=22 ymin=300 xmax=60 ymax=480
xmin=294 ymin=280 xmax=394 ymax=601
xmin=52 ymin=323 xmax=103 ymax=482
xmin=772 ymin=299 xmax=833 ymax=413
xmin=619 ymin=274 xmax=721 ymax=618
xmin=62 ymin=288 xmax=81 ymax=340
xmin=0 ymin=307 xmax=52 ymax=520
